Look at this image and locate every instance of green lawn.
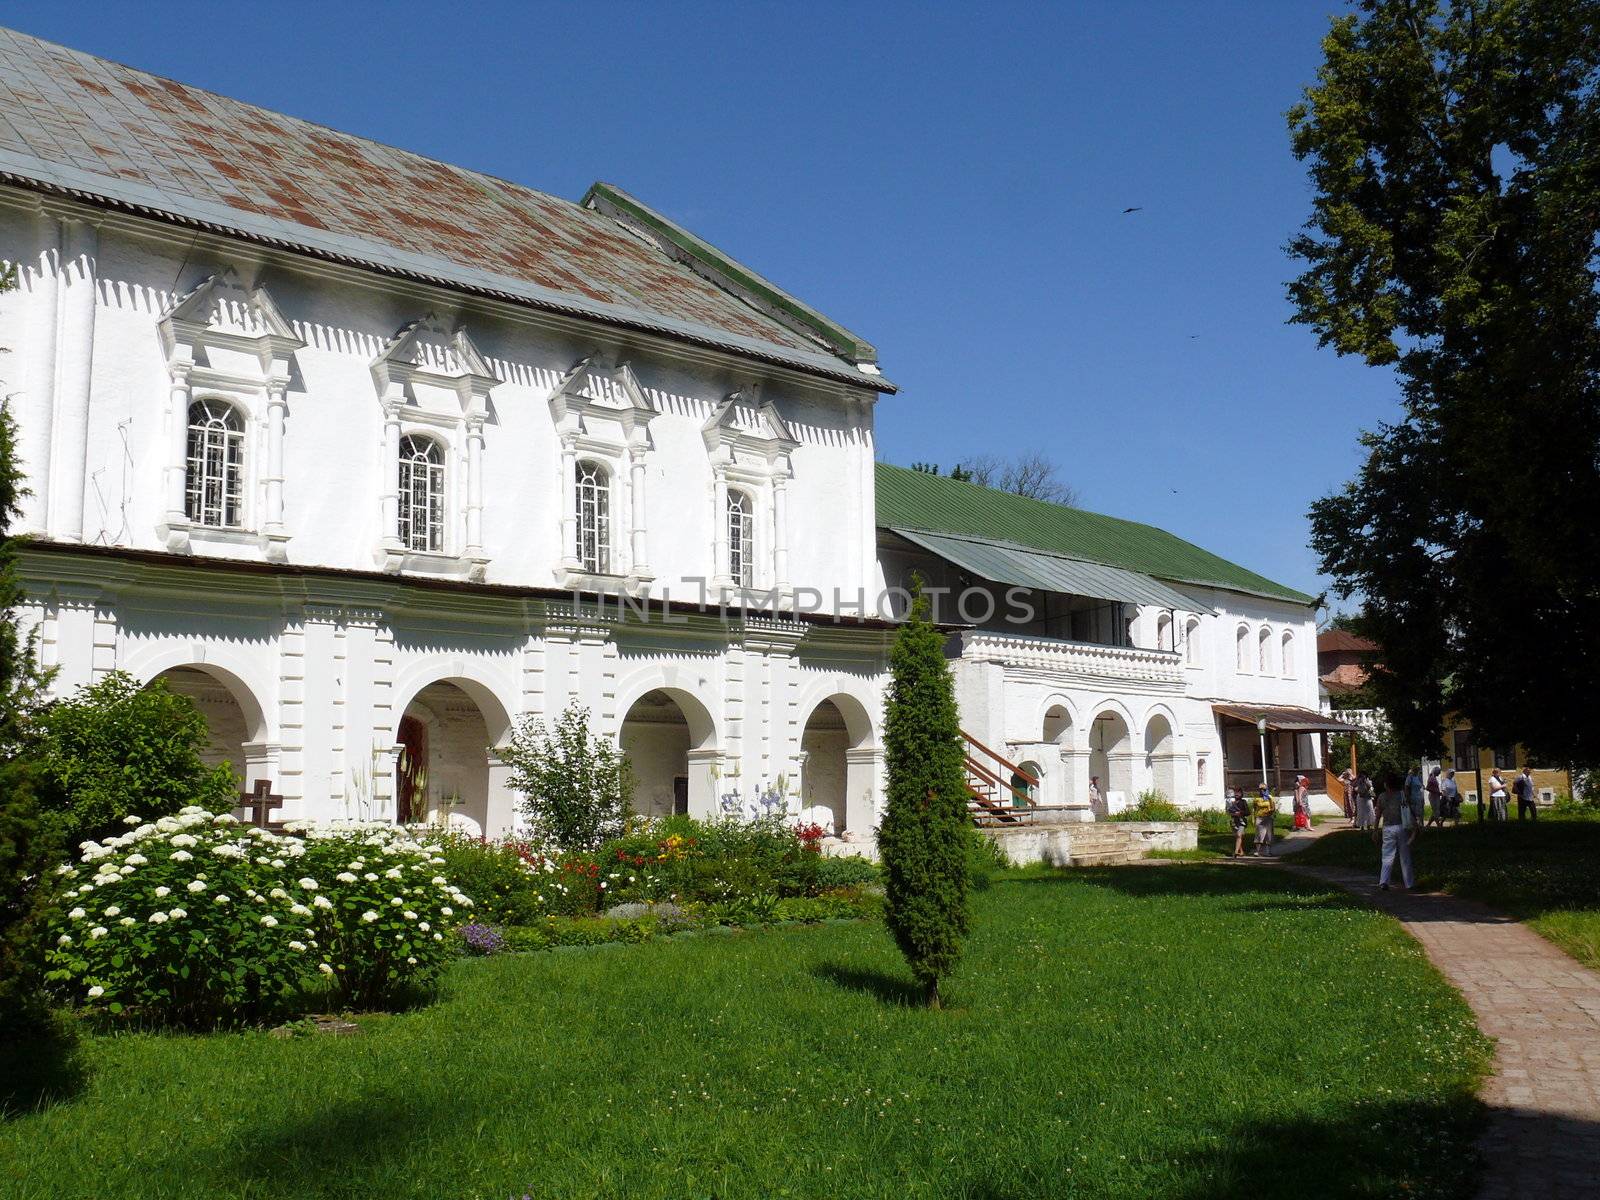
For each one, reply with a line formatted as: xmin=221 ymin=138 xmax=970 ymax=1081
xmin=1 ymin=866 xmax=1489 ymax=1200
xmin=1292 ymin=813 xmax=1600 ymax=971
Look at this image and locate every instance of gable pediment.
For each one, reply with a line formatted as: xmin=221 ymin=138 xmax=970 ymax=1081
xmin=371 ymin=314 xmax=498 ymax=416
xmin=547 ymin=352 xmax=654 ymax=443
xmin=159 ymin=268 xmax=304 ymax=381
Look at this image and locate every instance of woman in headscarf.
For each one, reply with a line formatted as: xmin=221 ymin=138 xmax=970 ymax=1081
xmin=1292 ymin=774 xmax=1311 ymax=830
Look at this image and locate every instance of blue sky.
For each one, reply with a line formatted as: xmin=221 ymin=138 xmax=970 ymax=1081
xmin=7 ymin=1 xmax=1392 ymax=603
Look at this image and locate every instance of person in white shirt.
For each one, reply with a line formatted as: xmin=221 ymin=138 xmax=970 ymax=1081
xmin=1440 ymin=769 xmax=1461 ymax=825
xmin=1488 ymin=769 xmax=1510 ymax=822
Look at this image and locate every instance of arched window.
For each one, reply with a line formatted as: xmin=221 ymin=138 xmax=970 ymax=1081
xmin=397 ymin=434 xmax=445 ymax=553
xmin=727 ymin=488 xmax=755 ymax=588
xmin=1196 ymin=756 xmax=1208 ymax=790
xmin=1236 ymin=625 xmax=1250 ymax=672
xmin=185 ymin=398 xmax=245 ymax=528
xmin=1156 ymin=612 xmax=1173 ymax=652
xmin=575 ymin=460 xmax=611 ymax=573
xmin=1281 ymin=631 xmax=1295 ymax=676
xmin=1184 ymin=617 xmax=1201 ymax=666
xmin=1258 ymin=626 xmax=1273 ymax=675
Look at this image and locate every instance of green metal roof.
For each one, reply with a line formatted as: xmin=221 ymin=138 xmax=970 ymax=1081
xmin=888 ymin=528 xmax=1210 ymax=613
xmin=876 ymin=463 xmax=1315 ymax=606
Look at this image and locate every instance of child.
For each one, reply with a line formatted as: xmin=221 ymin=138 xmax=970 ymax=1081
xmin=1226 ymin=788 xmax=1250 ymax=858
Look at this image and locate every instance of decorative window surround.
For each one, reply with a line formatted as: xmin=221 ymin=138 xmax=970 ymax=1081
xmin=701 ymin=383 xmax=797 ymax=601
xmin=156 ymin=269 xmax=303 ymax=562
xmin=547 ymin=354 xmax=655 ymax=592
xmin=371 ymin=315 xmax=497 ymax=581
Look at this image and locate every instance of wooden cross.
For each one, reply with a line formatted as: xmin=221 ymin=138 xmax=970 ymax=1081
xmin=240 ymin=779 xmax=284 ymax=829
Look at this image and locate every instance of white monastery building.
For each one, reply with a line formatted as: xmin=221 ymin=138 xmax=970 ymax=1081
xmin=0 ymin=29 xmax=1349 ymax=842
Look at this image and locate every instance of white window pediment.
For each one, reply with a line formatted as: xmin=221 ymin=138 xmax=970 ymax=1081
xmin=156 ymin=270 xmax=304 ymax=561
xmin=702 ymin=383 xmax=798 ymax=598
xmin=548 ymin=355 xmax=656 ymax=590
xmin=372 ymin=316 xmax=499 ymax=580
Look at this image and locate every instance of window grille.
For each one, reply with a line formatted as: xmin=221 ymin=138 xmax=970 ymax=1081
xmin=727 ymin=489 xmax=754 ymax=587
xmin=185 ymin=398 xmax=245 ymax=528
xmin=575 ymin=460 xmax=610 ymax=573
xmin=397 ymin=434 xmax=445 ymax=552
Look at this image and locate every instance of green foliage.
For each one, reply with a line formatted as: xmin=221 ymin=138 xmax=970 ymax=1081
xmin=811 ymin=854 xmax=878 ymax=891
xmin=964 ymin=827 xmax=1010 ymax=892
xmin=1107 ymin=790 xmax=1186 ymax=822
xmin=32 ymin=672 xmax=237 ymax=849
xmin=45 ymin=815 xmax=474 ymax=1024
xmin=431 ymin=831 xmax=547 ymax=925
xmin=504 ymin=704 xmax=633 ymax=851
xmin=879 ymin=587 xmax=969 ymax=1004
xmin=1291 ymin=1 xmax=1600 ymax=763
xmin=1330 ymin=724 xmax=1410 ymax=784
xmin=0 ymin=393 xmax=63 ymax=1048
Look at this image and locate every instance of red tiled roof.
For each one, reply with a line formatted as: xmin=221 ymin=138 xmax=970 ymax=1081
xmin=1318 ymin=629 xmax=1378 ymax=653
xmin=0 ymin=28 xmax=882 ymax=386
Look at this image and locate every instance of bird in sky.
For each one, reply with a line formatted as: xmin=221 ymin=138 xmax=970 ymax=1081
xmin=1122 ymin=206 xmax=1143 ymax=214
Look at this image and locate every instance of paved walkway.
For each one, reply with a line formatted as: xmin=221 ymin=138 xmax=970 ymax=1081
xmin=1270 ymin=848 xmax=1600 ymax=1200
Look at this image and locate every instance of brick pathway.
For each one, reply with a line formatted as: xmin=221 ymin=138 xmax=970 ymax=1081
xmin=1279 ymin=861 xmax=1600 ymax=1200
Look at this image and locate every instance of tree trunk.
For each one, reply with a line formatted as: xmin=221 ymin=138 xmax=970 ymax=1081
xmin=925 ymin=977 xmax=941 ymax=1010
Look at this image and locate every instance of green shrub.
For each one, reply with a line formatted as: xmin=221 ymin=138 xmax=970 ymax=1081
xmin=965 ymin=827 xmax=1010 ymax=891
xmin=773 ymin=888 xmax=879 ymax=923
xmin=1108 ymin=790 xmax=1186 ymax=822
xmin=32 ymin=672 xmax=238 ymax=849
xmin=46 ymin=807 xmax=316 ymax=1026
xmin=432 ymin=831 xmax=546 ymax=924
xmin=504 ymin=704 xmax=632 ymax=851
xmin=812 ymin=855 xmax=878 ymax=890
xmin=294 ymin=826 xmax=473 ymax=1007
xmin=879 ymin=588 xmax=970 ymax=1007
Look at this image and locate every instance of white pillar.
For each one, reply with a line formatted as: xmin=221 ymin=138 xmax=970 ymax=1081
xmin=686 ymin=747 xmax=722 ymax=819
xmin=379 ymin=403 xmax=402 ymax=549
xmin=772 ymin=473 xmax=790 ymax=593
xmin=164 ymin=363 xmax=193 ymax=531
xmin=844 ymin=746 xmax=882 ymax=835
xmin=263 ymin=381 xmax=288 ymax=558
xmin=559 ymin=435 xmax=579 ymax=571
xmin=628 ymin=441 xmax=649 ymax=577
xmin=52 ymin=218 xmax=98 ymax=542
xmin=465 ymin=415 xmax=485 ymax=558
xmin=17 ymin=213 xmax=61 ymax=535
xmin=711 ymin=466 xmax=730 ymax=587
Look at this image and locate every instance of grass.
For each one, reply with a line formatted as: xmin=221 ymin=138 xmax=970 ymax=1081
xmin=1292 ymin=812 xmax=1600 ymax=970
xmin=0 ymin=866 xmax=1490 ymax=1200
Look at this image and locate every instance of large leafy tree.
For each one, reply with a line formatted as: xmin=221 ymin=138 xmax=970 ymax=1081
xmin=879 ymin=585 xmax=969 ymax=1008
xmin=1292 ymin=0 xmax=1600 ymax=762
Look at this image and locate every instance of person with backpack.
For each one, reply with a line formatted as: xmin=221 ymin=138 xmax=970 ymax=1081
xmin=1513 ymin=766 xmax=1538 ymax=822
xmin=1252 ymin=786 xmax=1277 ymax=857
xmin=1226 ymin=788 xmax=1250 ymax=858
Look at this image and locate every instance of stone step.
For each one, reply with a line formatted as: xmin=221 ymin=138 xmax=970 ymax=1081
xmin=1069 ymin=849 xmax=1146 ymax=867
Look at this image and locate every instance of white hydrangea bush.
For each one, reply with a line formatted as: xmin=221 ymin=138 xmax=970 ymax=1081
xmin=45 ymin=807 xmax=315 ymax=1025
xmin=290 ymin=823 xmax=473 ymax=1006
xmin=46 ymin=812 xmax=476 ymax=1024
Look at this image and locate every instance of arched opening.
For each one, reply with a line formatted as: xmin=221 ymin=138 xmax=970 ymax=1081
xmin=620 ymin=689 xmax=717 ymax=819
xmin=1258 ymin=626 xmax=1273 ymax=674
xmin=1184 ymin=617 xmax=1201 ymax=666
xmin=1156 ymin=612 xmax=1173 ymax=652
xmin=1089 ymin=709 xmax=1133 ymax=817
xmin=1042 ymin=703 xmax=1073 ymax=745
xmin=395 ymin=680 xmax=503 ymax=835
xmin=1281 ymin=631 xmax=1295 ymax=677
xmin=1144 ymin=713 xmax=1177 ymax=804
xmin=1011 ymin=760 xmax=1042 ymax=809
xmin=149 ymin=665 xmax=266 ymax=794
xmin=1236 ymin=625 xmax=1250 ymax=672
xmin=798 ymin=694 xmax=876 ymax=834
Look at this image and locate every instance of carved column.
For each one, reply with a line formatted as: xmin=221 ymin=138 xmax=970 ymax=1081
xmin=263 ymin=380 xmax=289 ymax=560
xmin=53 ymin=217 xmax=97 ymax=542
xmin=465 ymin=414 xmax=485 ymax=559
xmin=379 ymin=400 xmax=402 ymax=556
xmin=559 ymin=434 xmax=579 ymax=571
xmin=711 ymin=465 xmax=731 ymax=589
xmin=772 ymin=472 xmax=790 ymax=594
xmin=627 ymin=437 xmax=650 ymax=579
xmin=163 ymin=362 xmax=193 ymax=541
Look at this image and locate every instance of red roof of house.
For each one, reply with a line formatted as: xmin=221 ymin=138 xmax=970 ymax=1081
xmin=1318 ymin=629 xmax=1379 ymax=653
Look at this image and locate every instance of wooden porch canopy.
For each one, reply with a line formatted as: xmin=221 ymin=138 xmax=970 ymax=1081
xmin=1212 ymin=703 xmax=1359 ymax=734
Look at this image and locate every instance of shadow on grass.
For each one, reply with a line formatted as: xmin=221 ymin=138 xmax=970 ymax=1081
xmin=811 ymin=961 xmax=922 ymax=1006
xmin=0 ymin=1014 xmax=87 ymax=1119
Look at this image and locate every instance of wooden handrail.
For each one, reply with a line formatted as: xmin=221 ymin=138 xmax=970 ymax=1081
xmin=961 ymin=730 xmax=1040 ymax=788
xmin=964 ymin=755 xmax=1037 ymax=809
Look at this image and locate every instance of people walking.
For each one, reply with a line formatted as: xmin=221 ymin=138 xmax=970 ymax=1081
xmin=1293 ymin=774 xmax=1311 ymax=831
xmin=1441 ymin=768 xmax=1461 ymax=825
xmin=1426 ymin=766 xmax=1444 ymax=827
xmin=1354 ymin=770 xmax=1376 ymax=830
xmin=1338 ymin=765 xmax=1357 ymax=823
xmin=1227 ymin=788 xmax=1250 ymax=858
xmin=1488 ymin=768 xmax=1510 ymax=822
xmin=1374 ymin=772 xmax=1418 ymax=890
xmin=1405 ymin=765 xmax=1426 ymax=827
xmin=1088 ymin=775 xmax=1105 ymax=819
xmin=1252 ymin=786 xmax=1276 ymax=856
xmin=1514 ymin=766 xmax=1538 ymax=822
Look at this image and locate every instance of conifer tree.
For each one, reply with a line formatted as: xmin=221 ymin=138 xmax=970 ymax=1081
xmin=0 ymin=354 xmax=58 ymax=1043
xmin=878 ymin=585 xmax=969 ymax=1008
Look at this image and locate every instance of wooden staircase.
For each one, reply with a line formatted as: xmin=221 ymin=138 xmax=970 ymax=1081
xmin=962 ymin=731 xmax=1076 ymax=825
